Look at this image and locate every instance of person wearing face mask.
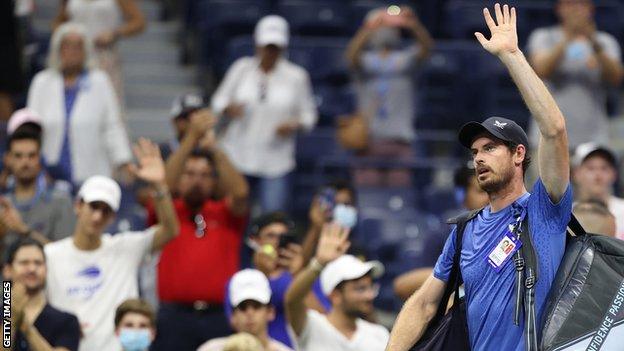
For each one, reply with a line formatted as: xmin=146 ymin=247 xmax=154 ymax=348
xmin=114 ymin=299 xmax=156 ymax=351
xmin=527 ymin=0 xmax=624 ymax=149
xmin=346 ymin=6 xmax=433 ymax=187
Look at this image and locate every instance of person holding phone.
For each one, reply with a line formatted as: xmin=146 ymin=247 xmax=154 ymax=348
xmin=346 ymin=5 xmax=433 ymax=187
xmin=233 ymin=212 xmax=322 ymax=348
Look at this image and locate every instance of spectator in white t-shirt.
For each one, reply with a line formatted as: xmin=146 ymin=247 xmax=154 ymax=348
xmin=44 ymin=138 xmax=179 ymax=351
xmin=285 ymin=224 xmax=389 ymax=351
xmin=198 ymin=269 xmax=293 ymax=351
xmin=572 ymin=142 xmax=624 ymax=240
xmin=211 ymin=15 xmax=318 ymax=212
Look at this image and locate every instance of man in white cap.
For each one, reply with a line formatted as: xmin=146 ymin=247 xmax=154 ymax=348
xmin=572 ymin=142 xmax=624 ymax=239
xmin=44 ymin=138 xmax=179 ymax=351
xmin=285 ymin=224 xmax=389 ymax=351
xmin=211 ymin=14 xmax=317 ymax=212
xmin=0 ymin=109 xmax=75 ymax=255
xmin=198 ymin=269 xmax=293 ymax=351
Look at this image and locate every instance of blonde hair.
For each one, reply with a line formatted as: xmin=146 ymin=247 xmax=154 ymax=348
xmin=223 ymin=333 xmax=264 ymax=351
xmin=47 ymin=22 xmax=96 ymax=71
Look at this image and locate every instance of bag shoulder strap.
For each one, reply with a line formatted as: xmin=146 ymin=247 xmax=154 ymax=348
xmin=433 ymin=208 xmax=483 ymax=321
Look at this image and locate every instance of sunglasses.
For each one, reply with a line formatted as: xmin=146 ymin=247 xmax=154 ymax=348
xmin=194 ymin=214 xmax=206 ymax=238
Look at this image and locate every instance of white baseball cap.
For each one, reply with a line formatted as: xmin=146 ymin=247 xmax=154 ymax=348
xmin=572 ymin=142 xmax=617 ymax=168
xmin=229 ymin=269 xmax=272 ymax=307
xmin=320 ymin=255 xmax=385 ymax=295
xmin=170 ymin=93 xmax=204 ymax=119
xmin=77 ymin=176 xmax=121 ymax=212
xmin=254 ymin=15 xmax=289 ymax=48
xmin=7 ymin=108 xmax=42 ymax=135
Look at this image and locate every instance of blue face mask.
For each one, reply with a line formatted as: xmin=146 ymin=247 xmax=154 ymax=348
xmin=119 ymin=328 xmax=151 ymax=351
xmin=333 ymin=204 xmax=358 ymax=229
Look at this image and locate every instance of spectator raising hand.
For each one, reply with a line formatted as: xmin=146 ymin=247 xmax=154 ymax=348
xmin=314 ymin=224 xmax=351 ymax=266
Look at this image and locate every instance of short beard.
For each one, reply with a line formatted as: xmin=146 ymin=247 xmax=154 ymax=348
xmin=182 ymin=187 xmax=209 ymax=210
xmin=478 ymin=166 xmax=514 ymax=194
xmin=342 ymin=304 xmax=368 ymax=320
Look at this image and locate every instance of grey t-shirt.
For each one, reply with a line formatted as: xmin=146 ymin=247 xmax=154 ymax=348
xmin=3 ymin=180 xmax=75 ymax=254
xmin=527 ymin=26 xmax=621 ymax=148
xmin=355 ymin=46 xmax=419 ymax=141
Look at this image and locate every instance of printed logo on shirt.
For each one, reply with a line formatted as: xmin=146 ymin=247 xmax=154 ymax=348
xmin=66 ymin=265 xmax=103 ymax=300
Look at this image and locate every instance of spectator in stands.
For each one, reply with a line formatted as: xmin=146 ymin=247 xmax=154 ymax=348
xmin=3 ymin=237 xmax=80 ymax=351
xmin=572 ymin=142 xmax=624 ymax=239
xmin=239 ymin=212 xmax=315 ymax=348
xmin=285 ymin=224 xmax=389 ymax=351
xmin=0 ymin=110 xmax=75 ymax=256
xmin=302 ymin=180 xmax=358 ymax=264
xmin=211 ymin=15 xmax=318 ymax=212
xmin=53 ymin=0 xmax=146 ymax=105
xmin=160 ymin=93 xmax=205 ymax=161
xmin=573 ymin=199 xmax=617 ymax=236
xmin=44 ymin=139 xmax=179 ymax=351
xmin=151 ymin=109 xmax=249 ymax=351
xmin=346 ymin=6 xmax=433 ymax=187
xmin=27 ymin=23 xmax=133 ymax=186
xmin=392 ymin=163 xmax=488 ymax=301
xmin=198 ymin=269 xmax=293 ymax=351
xmin=114 ymin=299 xmax=157 ymax=351
xmin=528 ymin=0 xmax=624 ymax=149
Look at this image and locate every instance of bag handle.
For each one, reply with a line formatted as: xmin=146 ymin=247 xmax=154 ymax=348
xmin=567 ymin=214 xmax=587 ymax=237
xmin=433 ymin=208 xmax=482 ymax=322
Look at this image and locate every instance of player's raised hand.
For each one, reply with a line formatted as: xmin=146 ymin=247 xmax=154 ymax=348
xmin=475 ymin=3 xmax=519 ymax=57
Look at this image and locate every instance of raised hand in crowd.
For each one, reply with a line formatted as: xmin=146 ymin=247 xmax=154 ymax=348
xmin=314 ymin=223 xmax=351 ymax=266
xmin=0 ymin=197 xmax=52 ymax=245
xmin=129 ymin=138 xmax=167 ymax=187
xmin=224 ymin=103 xmax=245 ymax=119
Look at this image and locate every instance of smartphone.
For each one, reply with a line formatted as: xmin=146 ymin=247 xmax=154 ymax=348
xmin=278 ymin=234 xmax=298 ymax=249
xmin=318 ymin=187 xmax=336 ymax=211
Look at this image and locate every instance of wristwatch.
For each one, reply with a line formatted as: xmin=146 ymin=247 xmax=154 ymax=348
xmin=308 ymin=258 xmax=325 ymax=273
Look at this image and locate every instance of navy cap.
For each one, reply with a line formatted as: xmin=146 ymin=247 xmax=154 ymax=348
xmin=170 ymin=93 xmax=204 ymax=119
xmin=458 ymin=117 xmax=529 ymax=150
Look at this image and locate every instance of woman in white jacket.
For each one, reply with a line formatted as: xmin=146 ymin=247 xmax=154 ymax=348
xmin=27 ymin=23 xmax=132 ymax=186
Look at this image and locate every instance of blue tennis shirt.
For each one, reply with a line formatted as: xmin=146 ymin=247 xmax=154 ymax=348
xmin=434 ymin=179 xmax=572 ymax=351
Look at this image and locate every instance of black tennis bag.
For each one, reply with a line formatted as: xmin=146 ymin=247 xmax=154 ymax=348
xmin=539 ymin=216 xmax=624 ymax=351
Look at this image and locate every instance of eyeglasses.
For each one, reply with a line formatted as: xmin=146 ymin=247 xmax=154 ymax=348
xmin=194 ymin=214 xmax=206 ymax=238
xmin=352 ymin=283 xmax=380 ymax=298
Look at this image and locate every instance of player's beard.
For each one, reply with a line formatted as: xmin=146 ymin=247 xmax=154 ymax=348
xmin=478 ymin=163 xmax=515 ymax=194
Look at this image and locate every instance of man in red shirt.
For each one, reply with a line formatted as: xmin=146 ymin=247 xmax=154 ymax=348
xmin=150 ymin=109 xmax=250 ymax=351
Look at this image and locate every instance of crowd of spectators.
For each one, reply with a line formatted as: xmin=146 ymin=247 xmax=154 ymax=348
xmin=0 ymin=1 xmax=624 ymax=351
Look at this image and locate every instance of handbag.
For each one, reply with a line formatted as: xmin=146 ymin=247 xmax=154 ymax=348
xmin=336 ymin=112 xmax=369 ymax=151
xmin=411 ymin=210 xmax=477 ymax=351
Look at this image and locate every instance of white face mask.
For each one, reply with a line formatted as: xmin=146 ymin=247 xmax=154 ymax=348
xmin=333 ymin=204 xmax=358 ymax=229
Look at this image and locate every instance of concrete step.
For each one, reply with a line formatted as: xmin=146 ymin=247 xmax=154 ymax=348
xmin=121 ymin=45 xmax=179 ymax=65
xmin=126 ymin=112 xmax=173 ymax=142
xmin=126 ymin=84 xmax=201 ymax=109
xmin=122 ymin=64 xmax=197 ymax=86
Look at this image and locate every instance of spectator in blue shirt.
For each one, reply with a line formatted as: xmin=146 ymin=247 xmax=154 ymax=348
xmin=387 ymin=4 xmax=572 ymax=351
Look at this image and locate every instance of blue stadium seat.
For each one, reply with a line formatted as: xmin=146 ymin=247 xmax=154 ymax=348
xmin=314 ymin=85 xmax=356 ymax=126
xmin=349 ymin=1 xmax=386 ymax=32
xmin=444 ymin=1 xmax=528 ymax=43
xmin=277 ymin=1 xmax=350 ymax=36
xmin=418 ymin=187 xmax=460 ymax=218
xmin=357 ymin=187 xmax=417 ymax=215
xmin=197 ymin=0 xmax=270 ymax=66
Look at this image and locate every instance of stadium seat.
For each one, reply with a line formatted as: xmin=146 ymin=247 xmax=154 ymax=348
xmin=197 ymin=0 xmax=270 ymax=66
xmin=314 ymin=84 xmax=356 ymax=126
xmin=357 ymin=187 xmax=417 ymax=215
xmin=277 ymin=1 xmax=351 ymax=36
